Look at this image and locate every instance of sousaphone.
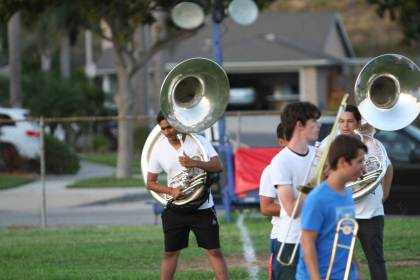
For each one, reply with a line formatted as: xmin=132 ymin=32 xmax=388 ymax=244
xmin=141 ymin=58 xmax=229 ymax=207
xmin=349 ymin=54 xmax=420 ymax=200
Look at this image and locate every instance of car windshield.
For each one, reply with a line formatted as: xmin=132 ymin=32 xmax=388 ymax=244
xmin=375 ymin=126 xmax=420 ymax=162
xmin=405 ymin=125 xmax=420 ymax=140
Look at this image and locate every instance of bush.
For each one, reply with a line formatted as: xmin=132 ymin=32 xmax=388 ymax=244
xmin=45 ymin=134 xmax=80 ymax=174
xmin=0 ymin=75 xmax=8 ymax=106
xmin=92 ymin=134 xmax=110 ymax=153
xmin=134 ymin=125 xmax=151 ymax=152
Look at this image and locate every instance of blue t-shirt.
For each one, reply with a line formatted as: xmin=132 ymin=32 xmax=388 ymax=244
xmin=296 ymin=181 xmax=357 ymax=280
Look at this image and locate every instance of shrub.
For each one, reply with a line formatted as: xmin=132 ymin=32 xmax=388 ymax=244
xmin=45 ymin=134 xmax=80 ymax=174
xmin=134 ymin=125 xmax=151 ymax=152
xmin=92 ymin=134 xmax=110 ymax=153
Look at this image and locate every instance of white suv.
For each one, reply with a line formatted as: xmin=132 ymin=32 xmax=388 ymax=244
xmin=0 ymin=107 xmax=40 ymax=169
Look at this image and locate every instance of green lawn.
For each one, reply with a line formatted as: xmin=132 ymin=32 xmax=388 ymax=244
xmin=79 ymin=152 xmax=140 ymax=173
xmin=0 ymin=175 xmax=33 ymax=190
xmin=67 ymin=176 xmax=144 ymax=188
xmin=76 ymin=153 xmax=167 ymax=188
xmin=0 ymin=215 xmax=419 ymax=279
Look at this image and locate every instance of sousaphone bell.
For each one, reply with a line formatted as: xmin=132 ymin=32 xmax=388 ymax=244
xmin=355 ymin=53 xmax=419 ymax=131
xmin=350 ymin=54 xmax=420 ymax=200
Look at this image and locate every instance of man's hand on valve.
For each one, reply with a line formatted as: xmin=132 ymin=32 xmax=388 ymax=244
xmin=169 ymin=186 xmax=185 ymax=199
xmin=179 ymin=153 xmax=197 ymax=168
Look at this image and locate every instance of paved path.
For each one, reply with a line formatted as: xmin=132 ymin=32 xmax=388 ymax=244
xmin=0 ymin=161 xmax=157 ymax=228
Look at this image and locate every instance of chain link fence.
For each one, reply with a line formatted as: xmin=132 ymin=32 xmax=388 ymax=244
xmin=0 ymin=111 xmax=283 ymax=228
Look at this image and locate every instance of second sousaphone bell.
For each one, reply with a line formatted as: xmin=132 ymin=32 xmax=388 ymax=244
xmin=355 ymin=53 xmax=420 ymax=131
xmin=350 ymin=54 xmax=420 ymax=201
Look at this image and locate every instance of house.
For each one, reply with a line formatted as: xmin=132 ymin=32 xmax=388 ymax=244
xmin=95 ymin=11 xmax=363 ymax=113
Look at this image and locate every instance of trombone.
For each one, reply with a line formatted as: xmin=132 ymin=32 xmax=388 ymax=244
xmin=325 ymin=216 xmax=359 ymax=280
xmin=276 ymin=94 xmax=349 ymax=265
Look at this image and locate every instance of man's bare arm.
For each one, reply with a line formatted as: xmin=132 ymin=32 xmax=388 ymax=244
xmin=146 ymin=172 xmax=183 ymax=199
xmin=277 ymin=185 xmax=305 ymax=217
xmin=301 ymin=230 xmax=321 ymax=280
xmin=179 ymin=155 xmax=223 ymax=172
xmin=260 ymin=196 xmax=280 ymax=216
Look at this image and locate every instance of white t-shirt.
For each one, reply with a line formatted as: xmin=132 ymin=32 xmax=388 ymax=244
xmin=258 ymin=164 xmax=281 ymax=240
xmin=355 ymin=156 xmax=390 ymax=219
xmin=148 ymin=134 xmax=218 ymax=209
xmin=355 ymin=182 xmax=384 ymax=218
xmin=270 ymin=146 xmax=316 ymax=244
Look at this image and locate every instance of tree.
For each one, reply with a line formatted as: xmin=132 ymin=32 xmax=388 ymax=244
xmin=79 ymin=0 xmax=275 ymax=177
xmin=0 ymin=0 xmax=275 ymax=178
xmin=7 ymin=12 xmax=21 ymax=107
xmin=78 ymin=1 xmax=204 ymax=177
xmin=0 ymin=0 xmax=202 ymax=177
xmin=368 ymin=0 xmax=420 ymax=45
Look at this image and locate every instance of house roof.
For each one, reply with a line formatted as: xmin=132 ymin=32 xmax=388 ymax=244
xmin=95 ymin=11 xmax=355 ymax=75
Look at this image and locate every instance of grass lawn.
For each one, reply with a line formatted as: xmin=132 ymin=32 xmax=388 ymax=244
xmin=79 ymin=152 xmax=140 ymax=174
xmin=76 ymin=153 xmax=168 ymax=189
xmin=0 ymin=214 xmax=419 ymax=279
xmin=67 ymin=176 xmax=166 ymax=189
xmin=67 ymin=176 xmax=144 ymax=188
xmin=0 ymin=175 xmax=33 ymax=190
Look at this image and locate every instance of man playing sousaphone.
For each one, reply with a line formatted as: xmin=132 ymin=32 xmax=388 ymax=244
xmin=147 ymin=111 xmax=229 ymax=280
xmin=326 ymin=105 xmax=393 ymax=279
xmin=143 ymin=57 xmax=230 ymax=280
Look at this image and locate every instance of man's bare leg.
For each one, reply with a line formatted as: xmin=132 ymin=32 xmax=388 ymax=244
xmin=206 ymin=248 xmax=229 ymax=280
xmin=160 ymin=250 xmax=181 ymax=280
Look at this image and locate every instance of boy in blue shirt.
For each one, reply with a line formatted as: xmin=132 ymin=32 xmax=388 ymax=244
xmin=296 ymin=135 xmax=367 ymax=280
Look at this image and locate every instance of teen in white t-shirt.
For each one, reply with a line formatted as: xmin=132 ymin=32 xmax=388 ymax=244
xmin=259 ymin=165 xmax=283 ymax=280
xmin=271 ymin=146 xmax=317 ymax=243
xmin=259 ymin=122 xmax=288 ymax=280
xmin=259 ymin=165 xmax=281 ymax=239
xmin=270 ymin=102 xmax=321 ymax=280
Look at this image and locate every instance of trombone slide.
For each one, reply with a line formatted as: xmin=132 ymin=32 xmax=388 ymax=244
xmin=325 ymin=216 xmax=359 ymax=280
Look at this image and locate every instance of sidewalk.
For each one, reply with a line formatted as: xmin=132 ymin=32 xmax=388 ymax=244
xmin=0 ymin=161 xmax=157 ymax=228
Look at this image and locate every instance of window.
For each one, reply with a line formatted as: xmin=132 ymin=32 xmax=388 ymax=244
xmin=376 ymin=130 xmax=415 ymax=162
xmin=0 ymin=114 xmax=15 ymax=127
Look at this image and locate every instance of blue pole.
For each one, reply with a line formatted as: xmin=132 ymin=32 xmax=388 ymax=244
xmin=211 ymin=21 xmax=226 ymax=144
xmin=212 ymin=19 xmax=235 ymax=223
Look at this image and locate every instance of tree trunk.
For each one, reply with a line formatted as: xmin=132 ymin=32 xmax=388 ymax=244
xmin=150 ymin=11 xmax=167 ymax=113
xmin=60 ymin=32 xmax=71 ymax=79
xmin=115 ymin=62 xmax=134 ymax=178
xmin=7 ymin=12 xmax=22 ymax=107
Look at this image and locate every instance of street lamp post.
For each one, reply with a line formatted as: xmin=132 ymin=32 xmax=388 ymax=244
xmin=170 ymin=0 xmax=259 ymax=222
xmin=210 ymin=1 xmax=236 ymax=223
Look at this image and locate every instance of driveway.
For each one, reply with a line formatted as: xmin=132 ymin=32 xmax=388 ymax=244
xmin=0 ymin=161 xmax=157 ymax=228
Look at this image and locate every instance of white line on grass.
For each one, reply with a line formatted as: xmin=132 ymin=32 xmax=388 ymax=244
xmin=236 ymin=213 xmax=259 ymax=279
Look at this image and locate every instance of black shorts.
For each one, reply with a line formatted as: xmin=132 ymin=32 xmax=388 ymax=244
xmin=161 ymin=207 xmax=220 ymax=252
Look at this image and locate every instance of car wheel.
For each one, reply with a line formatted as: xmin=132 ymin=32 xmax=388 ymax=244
xmin=0 ymin=143 xmax=22 ymax=171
